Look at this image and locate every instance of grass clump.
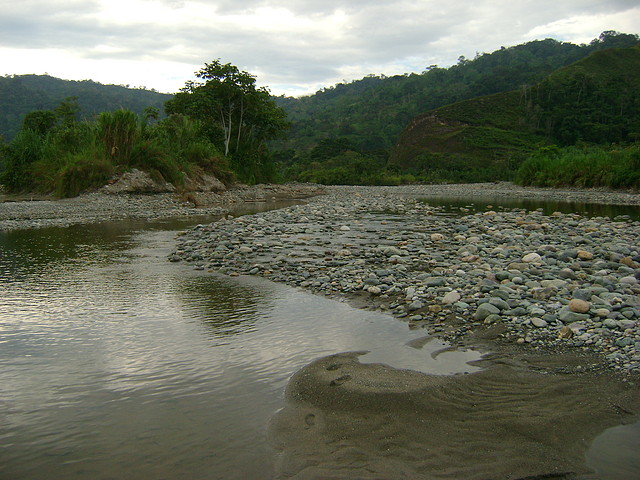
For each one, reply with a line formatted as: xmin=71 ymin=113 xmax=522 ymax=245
xmin=55 ymin=154 xmax=115 ymax=198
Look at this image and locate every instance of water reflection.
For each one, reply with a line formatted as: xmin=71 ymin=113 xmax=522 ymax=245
xmin=173 ymin=275 xmax=268 ymax=338
xmin=0 ymin=217 xmax=479 ymax=480
xmin=2 ymin=197 xmax=636 ymax=479
xmin=0 ymin=222 xmax=138 ymax=281
xmin=417 ymin=195 xmax=640 ymax=220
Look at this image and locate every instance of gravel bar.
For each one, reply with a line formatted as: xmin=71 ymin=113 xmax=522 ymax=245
xmin=170 ymin=184 xmax=640 ymax=374
xmin=0 ymin=183 xmax=325 ymax=231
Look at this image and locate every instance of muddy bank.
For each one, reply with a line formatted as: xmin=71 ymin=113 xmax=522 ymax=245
xmin=270 ymin=351 xmax=639 ymax=480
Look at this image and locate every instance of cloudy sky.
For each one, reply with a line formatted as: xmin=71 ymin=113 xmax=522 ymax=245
xmin=1 ymin=0 xmax=638 ymax=97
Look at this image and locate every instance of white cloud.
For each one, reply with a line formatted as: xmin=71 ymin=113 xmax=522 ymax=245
xmin=0 ymin=0 xmax=638 ymax=96
xmin=527 ymin=8 xmax=640 ymax=44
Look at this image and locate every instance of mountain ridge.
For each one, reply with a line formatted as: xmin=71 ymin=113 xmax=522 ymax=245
xmin=0 ymin=74 xmax=172 ymax=140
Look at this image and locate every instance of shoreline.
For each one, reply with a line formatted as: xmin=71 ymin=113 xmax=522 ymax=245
xmin=0 ymin=183 xmax=326 ymax=231
xmin=168 ymin=183 xmax=640 ymax=478
xmin=4 ymin=181 xmax=639 ymax=478
xmin=1 ymin=182 xmax=638 ymax=232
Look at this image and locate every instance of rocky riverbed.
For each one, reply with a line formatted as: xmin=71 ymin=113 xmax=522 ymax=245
xmin=170 ymin=185 xmax=640 ymax=375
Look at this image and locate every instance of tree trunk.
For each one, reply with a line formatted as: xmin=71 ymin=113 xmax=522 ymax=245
xmin=236 ymin=96 xmax=244 ymax=153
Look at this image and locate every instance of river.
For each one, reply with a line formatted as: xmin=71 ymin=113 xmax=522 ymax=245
xmin=0 ymin=198 xmax=638 ymax=480
xmin=0 ymin=213 xmax=480 ymax=480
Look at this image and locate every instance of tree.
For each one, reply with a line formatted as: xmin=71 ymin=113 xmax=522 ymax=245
xmin=22 ymin=110 xmax=57 ymax=136
xmin=54 ymin=96 xmax=80 ymax=125
xmin=165 ymin=60 xmax=288 ymax=159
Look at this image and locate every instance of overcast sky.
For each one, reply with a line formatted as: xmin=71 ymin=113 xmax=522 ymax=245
xmin=1 ymin=1 xmax=638 ymax=97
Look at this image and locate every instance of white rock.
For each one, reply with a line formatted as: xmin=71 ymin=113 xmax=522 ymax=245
xmin=522 ymin=252 xmax=542 ymax=263
xmin=442 ymin=290 xmax=461 ymax=304
xmin=619 ymin=276 xmax=638 ymax=285
xmin=367 ymin=286 xmax=382 ymax=295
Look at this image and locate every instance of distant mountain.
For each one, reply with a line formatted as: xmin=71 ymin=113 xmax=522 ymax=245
xmin=388 ymin=45 xmax=640 ymax=181
xmin=275 ymin=31 xmax=639 ymax=156
xmin=0 ymin=75 xmax=172 ymax=141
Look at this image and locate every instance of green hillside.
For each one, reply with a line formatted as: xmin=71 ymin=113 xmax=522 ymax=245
xmin=388 ymin=45 xmax=640 ymax=182
xmin=0 ymin=75 xmax=172 ymax=141
xmin=276 ymin=31 xmax=639 ymax=156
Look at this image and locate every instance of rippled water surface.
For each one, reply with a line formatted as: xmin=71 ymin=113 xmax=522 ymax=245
xmin=0 ymin=216 xmax=479 ymax=480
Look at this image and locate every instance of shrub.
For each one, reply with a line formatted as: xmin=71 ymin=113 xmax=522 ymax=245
xmin=129 ymin=140 xmax=181 ymax=186
xmin=55 ymin=154 xmax=115 ymax=198
xmin=516 ymin=144 xmax=640 ymax=189
xmin=0 ymin=129 xmax=44 ymax=191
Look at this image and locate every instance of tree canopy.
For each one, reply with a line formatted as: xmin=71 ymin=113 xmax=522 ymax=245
xmin=165 ymin=60 xmax=288 ymax=182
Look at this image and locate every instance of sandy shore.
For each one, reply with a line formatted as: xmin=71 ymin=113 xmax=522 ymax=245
xmin=270 ymin=351 xmax=639 ymax=480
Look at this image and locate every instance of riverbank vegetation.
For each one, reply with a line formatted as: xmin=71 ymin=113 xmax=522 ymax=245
xmin=516 ymin=144 xmax=640 ymax=189
xmin=0 ymin=75 xmax=170 ymax=141
xmin=0 ymin=101 xmax=233 ymax=197
xmin=1 ymin=61 xmax=288 ymax=196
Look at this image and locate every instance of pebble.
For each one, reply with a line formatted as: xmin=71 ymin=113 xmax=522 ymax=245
xmin=168 ymin=185 xmax=640 ymax=375
xmin=442 ymin=291 xmax=461 ymax=304
xmin=568 ymin=299 xmax=590 ymax=314
xmin=531 ymin=318 xmax=548 ymax=328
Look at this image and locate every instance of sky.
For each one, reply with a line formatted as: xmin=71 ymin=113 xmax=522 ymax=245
xmin=1 ymin=1 xmax=639 ymax=97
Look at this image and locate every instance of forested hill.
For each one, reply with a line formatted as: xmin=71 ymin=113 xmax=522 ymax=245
xmin=275 ymin=31 xmax=639 ymax=154
xmin=388 ymin=44 xmax=640 ymax=181
xmin=0 ymin=75 xmax=172 ymax=140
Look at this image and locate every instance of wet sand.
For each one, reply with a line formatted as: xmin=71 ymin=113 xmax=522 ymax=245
xmin=269 ymin=350 xmax=639 ymax=480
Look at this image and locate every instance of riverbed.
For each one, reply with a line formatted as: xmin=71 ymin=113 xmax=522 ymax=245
xmin=1 ymin=184 xmax=639 ymax=479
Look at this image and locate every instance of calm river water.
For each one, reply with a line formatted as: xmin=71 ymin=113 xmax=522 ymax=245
xmin=0 ymin=198 xmax=638 ymax=480
xmin=0 ymin=212 xmax=480 ymax=480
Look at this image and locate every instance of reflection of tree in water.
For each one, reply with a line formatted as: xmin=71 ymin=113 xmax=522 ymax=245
xmin=173 ymin=276 xmax=272 ymax=338
xmin=0 ymin=221 xmax=139 ymax=281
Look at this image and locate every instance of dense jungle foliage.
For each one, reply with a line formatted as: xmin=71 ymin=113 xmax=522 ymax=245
xmin=1 ymin=31 xmax=639 ymax=194
xmin=388 ymin=42 xmax=640 ymax=185
xmin=274 ymin=31 xmax=640 ymax=185
xmin=0 ymin=99 xmax=233 ymax=197
xmin=516 ymin=144 xmax=640 ymax=188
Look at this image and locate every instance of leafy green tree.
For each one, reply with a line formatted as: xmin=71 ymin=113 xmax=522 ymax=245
xmin=54 ymin=96 xmax=80 ymax=125
xmin=165 ymin=60 xmax=288 ymax=182
xmin=22 ymin=110 xmax=57 ymax=136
